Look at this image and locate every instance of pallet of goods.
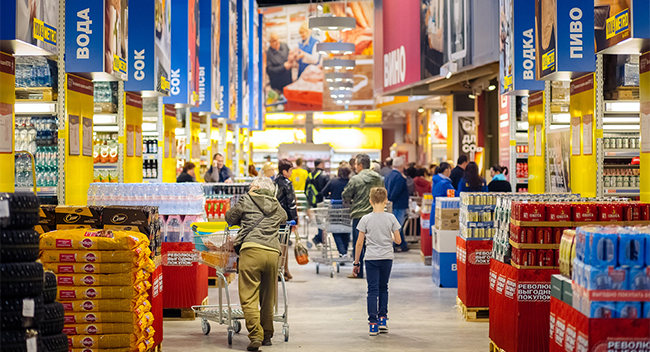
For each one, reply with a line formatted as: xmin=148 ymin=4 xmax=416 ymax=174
xmin=456 ymin=193 xmax=499 ymax=317
xmin=39 ymin=229 xmax=156 ymax=352
xmin=432 ymin=197 xmax=459 ymax=287
xmin=550 ymin=224 xmax=650 ymax=352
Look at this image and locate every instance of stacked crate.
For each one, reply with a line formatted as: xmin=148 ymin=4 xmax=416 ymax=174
xmin=39 ymin=229 xmax=156 ymax=352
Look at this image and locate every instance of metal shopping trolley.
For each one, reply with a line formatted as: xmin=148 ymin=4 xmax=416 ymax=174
xmin=311 ymin=200 xmax=354 ymax=277
xmin=191 ymin=221 xmax=294 ymax=345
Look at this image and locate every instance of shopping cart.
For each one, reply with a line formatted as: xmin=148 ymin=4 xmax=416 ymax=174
xmin=311 ymin=200 xmax=353 ymax=277
xmin=190 ymin=221 xmax=294 ymax=345
xmin=295 ymin=190 xmax=312 ymax=248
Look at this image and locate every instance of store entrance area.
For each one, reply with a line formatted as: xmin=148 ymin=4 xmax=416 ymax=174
xmin=163 ymin=250 xmax=489 ymax=352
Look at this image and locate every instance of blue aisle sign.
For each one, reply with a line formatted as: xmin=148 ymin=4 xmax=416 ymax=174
xmin=249 ymin=1 xmax=259 ymax=130
xmin=0 ymin=0 xmax=59 ymax=55
xmin=594 ymin=0 xmax=650 ymax=54
xmin=192 ymin=0 xmax=214 ymax=113
xmin=226 ymin=0 xmax=239 ymax=123
xmin=500 ymin=0 xmax=544 ymax=95
xmin=164 ymin=0 xmax=200 ymax=106
xmin=125 ymin=0 xmax=171 ymax=95
xmin=211 ymin=0 xmax=231 ymax=119
xmin=251 ymin=12 xmax=264 ymax=131
xmin=535 ymin=0 xmax=594 ymax=80
xmin=235 ymin=0 xmax=251 ymax=126
xmin=65 ymin=0 xmax=129 ymax=80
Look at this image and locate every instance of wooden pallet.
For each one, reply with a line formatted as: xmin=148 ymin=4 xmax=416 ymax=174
xmin=489 ymin=339 xmax=506 ymax=352
xmin=456 ymin=296 xmax=489 ymax=322
xmin=162 ymin=297 xmax=208 ymax=321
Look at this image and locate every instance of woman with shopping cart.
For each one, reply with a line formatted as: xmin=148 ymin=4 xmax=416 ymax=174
xmin=226 ymin=177 xmax=288 ymax=351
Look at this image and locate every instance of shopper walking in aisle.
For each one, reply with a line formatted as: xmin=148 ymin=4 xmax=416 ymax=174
xmin=405 ymin=165 xmax=417 ymax=195
xmin=384 ymin=157 xmax=410 ymax=252
xmin=261 ymin=162 xmax=275 ymax=179
xmin=431 ymin=162 xmax=454 ymax=208
xmin=343 ymin=154 xmax=383 ymax=279
xmin=380 ymin=158 xmax=392 ymax=177
xmin=353 ymin=187 xmax=401 ymax=336
xmin=321 ymin=164 xmax=352 ymax=257
xmin=204 ymin=153 xmax=233 ymax=183
xmin=457 ymin=162 xmax=488 ymax=193
xmin=275 ymin=159 xmax=299 ymax=281
xmin=349 ymin=157 xmax=357 ymax=176
xmin=306 ymin=159 xmax=329 ymax=245
xmin=177 ymin=162 xmax=196 ymax=182
xmin=248 ymin=165 xmax=258 ymax=177
xmin=226 ymin=177 xmax=288 ymax=351
xmin=414 ymin=168 xmax=433 ymax=196
xmin=488 ymin=165 xmax=512 ymax=192
xmin=450 ymin=155 xmax=468 ymax=189
xmin=289 ymin=158 xmax=309 ymax=191
xmin=431 ymin=165 xmax=443 ymax=191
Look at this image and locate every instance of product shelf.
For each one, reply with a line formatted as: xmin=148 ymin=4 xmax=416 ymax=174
xmin=510 ymin=262 xmax=559 ymax=270
xmin=603 ymin=149 xmax=640 ymax=158
xmin=14 ymin=186 xmax=57 ymax=196
xmin=509 ymin=239 xmax=559 ymax=250
xmin=516 ymin=178 xmax=528 ymax=184
xmin=93 ymin=163 xmax=119 ymax=169
xmin=516 ymin=153 xmax=528 ymax=159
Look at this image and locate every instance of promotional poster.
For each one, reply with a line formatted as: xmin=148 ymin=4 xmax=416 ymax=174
xmin=229 ymin=0 xmax=238 ymax=120
xmin=237 ymin=0 xmax=251 ymax=126
xmin=420 ymin=0 xmax=446 ymax=79
xmin=535 ymin=0 xmax=557 ymax=79
xmin=104 ymin=0 xmax=128 ymax=80
xmin=382 ymin=0 xmax=420 ymax=91
xmin=261 ymin=1 xmax=374 ymax=112
xmin=1 ymin=0 xmax=59 ymax=55
xmin=448 ymin=0 xmax=467 ymax=61
xmin=164 ymin=0 xmax=199 ymax=106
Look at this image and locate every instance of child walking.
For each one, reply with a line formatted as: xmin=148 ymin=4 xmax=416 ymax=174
xmin=353 ymin=187 xmax=402 ymax=336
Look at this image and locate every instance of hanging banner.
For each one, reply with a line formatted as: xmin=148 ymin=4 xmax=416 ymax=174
xmin=594 ymin=0 xmax=650 ymax=54
xmin=250 ymin=7 xmax=261 ymax=131
xmin=457 ymin=113 xmax=477 ymax=161
xmin=237 ymin=0 xmax=251 ymax=126
xmin=192 ymin=0 xmax=215 ymax=113
xmin=535 ymin=0 xmax=594 ymax=81
xmin=500 ymin=0 xmax=545 ymax=95
xmin=382 ymin=0 xmax=420 ymax=91
xmin=164 ymin=0 xmax=199 ymax=106
xmin=261 ymin=2 xmax=374 ymax=112
xmin=569 ymin=73 xmax=596 ymax=197
xmin=65 ymin=0 xmax=128 ymax=80
xmin=640 ymin=52 xmax=649 ymax=202
xmin=251 ymin=13 xmax=264 ymax=131
xmin=125 ymin=0 xmax=171 ymax=95
xmin=0 ymin=0 xmax=59 ymax=55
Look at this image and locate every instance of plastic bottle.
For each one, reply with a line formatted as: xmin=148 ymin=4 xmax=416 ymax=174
xmin=166 ymin=215 xmax=182 ymax=242
xmin=181 ymin=215 xmax=196 ymax=243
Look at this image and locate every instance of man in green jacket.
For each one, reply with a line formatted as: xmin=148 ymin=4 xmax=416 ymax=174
xmin=225 ymin=177 xmax=288 ymax=351
xmin=342 ymin=154 xmax=383 ymax=279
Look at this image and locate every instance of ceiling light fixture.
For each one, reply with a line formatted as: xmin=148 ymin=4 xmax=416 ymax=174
xmin=417 ymin=107 xmax=424 ymax=113
xmin=488 ymin=84 xmax=496 ymax=91
xmin=309 ymin=16 xmax=356 ymax=32
xmin=434 ymin=111 xmax=441 ymax=116
xmin=468 ymin=94 xmax=476 ymax=99
xmin=323 ymin=59 xmax=356 ymax=70
xmin=316 ymin=42 xmax=355 ymax=56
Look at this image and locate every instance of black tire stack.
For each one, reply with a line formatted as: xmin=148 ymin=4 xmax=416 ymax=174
xmin=0 ymin=193 xmax=65 ymax=352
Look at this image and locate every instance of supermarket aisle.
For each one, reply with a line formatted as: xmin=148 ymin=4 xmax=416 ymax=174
xmin=163 ymin=251 xmax=489 ymax=352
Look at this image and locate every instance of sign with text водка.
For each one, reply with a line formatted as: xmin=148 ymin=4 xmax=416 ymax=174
xmin=124 ymin=0 xmax=172 ymax=96
xmin=65 ymin=0 xmax=129 ymax=81
xmin=499 ymin=0 xmax=544 ymax=95
xmin=535 ymin=0 xmax=594 ymax=81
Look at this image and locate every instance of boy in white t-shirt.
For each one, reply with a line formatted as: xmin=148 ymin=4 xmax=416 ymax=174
xmin=353 ymin=187 xmax=402 ymax=336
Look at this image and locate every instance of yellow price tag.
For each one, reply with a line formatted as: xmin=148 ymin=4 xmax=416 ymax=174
xmin=542 ymin=50 xmax=555 ymax=71
xmin=509 ymin=140 xmax=517 ymax=146
xmin=160 ymin=76 xmax=170 ymax=92
xmin=33 ymin=18 xmax=57 ymax=45
xmin=595 ymin=129 xmax=604 ymax=139
xmin=113 ymin=55 xmax=127 ymax=74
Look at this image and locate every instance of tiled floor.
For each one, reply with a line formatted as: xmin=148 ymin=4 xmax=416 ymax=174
xmin=162 ymin=245 xmax=489 ymax=351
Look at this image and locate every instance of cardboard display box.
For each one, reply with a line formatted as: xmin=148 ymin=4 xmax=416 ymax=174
xmin=54 ymin=206 xmax=102 ymax=229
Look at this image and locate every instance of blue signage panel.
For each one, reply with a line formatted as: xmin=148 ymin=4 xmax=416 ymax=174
xmin=535 ymin=0 xmax=594 ymax=80
xmin=500 ymin=0 xmax=544 ymax=95
xmin=248 ymin=1 xmax=258 ymax=130
xmin=164 ymin=0 xmax=190 ymax=105
xmin=192 ymin=0 xmax=214 ymax=112
xmin=236 ymin=0 xmax=251 ymax=126
xmin=65 ymin=0 xmax=105 ymax=75
xmin=0 ymin=0 xmax=59 ymax=56
xmin=250 ymin=11 xmax=263 ymax=131
xmin=226 ymin=0 xmax=239 ymax=123
xmin=125 ymin=0 xmax=171 ymax=95
xmin=212 ymin=0 xmax=231 ymax=119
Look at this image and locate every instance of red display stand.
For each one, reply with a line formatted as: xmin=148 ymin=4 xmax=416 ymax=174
xmin=456 ymin=236 xmax=492 ymax=307
xmin=161 ymin=242 xmax=208 ymax=309
xmin=147 ymin=263 xmax=163 ymax=348
xmin=489 ymin=259 xmax=558 ymax=352
xmin=421 ymin=226 xmax=432 ymax=257
xmin=550 ymin=297 xmax=650 ymax=352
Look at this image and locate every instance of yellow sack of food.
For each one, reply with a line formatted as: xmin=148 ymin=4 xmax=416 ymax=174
xmin=63 ymin=323 xmax=135 ymax=335
xmin=131 ymin=295 xmax=148 ymax=309
xmin=65 ymin=312 xmax=135 ymax=325
xmin=69 ymin=349 xmax=130 ymax=352
xmin=40 ymin=229 xmax=149 ymax=250
xmin=140 ymin=257 xmax=155 ymax=273
xmin=61 ymin=299 xmax=132 ymax=312
xmin=40 ymin=249 xmax=145 ymax=263
xmin=133 ymin=303 xmax=151 ymax=317
xmin=68 ymin=334 xmax=132 ymax=349
xmin=136 ymin=313 xmax=154 ymax=330
xmin=56 ymin=272 xmax=138 ymax=286
xmin=44 ymin=262 xmax=133 ymax=274
xmin=135 ymin=337 xmax=155 ymax=352
xmin=133 ymin=281 xmax=151 ymax=295
xmin=58 ymin=286 xmax=136 ymax=301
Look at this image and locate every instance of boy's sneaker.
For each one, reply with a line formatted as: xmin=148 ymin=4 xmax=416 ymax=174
xmin=379 ymin=317 xmax=388 ymax=333
xmin=369 ymin=323 xmax=379 ymax=336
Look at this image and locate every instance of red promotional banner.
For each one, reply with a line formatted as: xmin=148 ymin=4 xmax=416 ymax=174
xmin=456 ymin=236 xmax=492 ymax=307
xmin=550 ymin=297 xmax=650 ymax=352
xmin=382 ymin=0 xmax=420 ymax=92
xmin=161 ymin=242 xmax=208 ymax=309
xmin=489 ymin=259 xmax=558 ymax=352
xmin=147 ymin=264 xmax=163 ymax=348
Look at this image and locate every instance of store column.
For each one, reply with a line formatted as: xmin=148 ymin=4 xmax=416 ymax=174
xmin=0 ymin=52 xmax=15 ymax=192
xmin=641 ymin=52 xmax=650 ymax=202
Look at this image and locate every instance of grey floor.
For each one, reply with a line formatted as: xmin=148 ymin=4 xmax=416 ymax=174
xmin=163 ymin=240 xmax=490 ymax=351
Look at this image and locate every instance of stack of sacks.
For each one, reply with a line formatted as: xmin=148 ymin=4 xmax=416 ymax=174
xmin=39 ymin=229 xmax=156 ymax=352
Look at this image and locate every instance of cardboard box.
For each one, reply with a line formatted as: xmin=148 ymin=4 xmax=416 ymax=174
xmin=55 ymin=206 xmax=102 ymax=229
xmin=551 ymin=275 xmax=563 ymax=301
xmin=102 ymin=206 xmax=161 ymax=258
xmin=435 ymin=218 xmax=459 ymax=231
xmin=436 ymin=208 xmax=459 ymax=219
xmin=561 ymin=277 xmax=573 ymax=306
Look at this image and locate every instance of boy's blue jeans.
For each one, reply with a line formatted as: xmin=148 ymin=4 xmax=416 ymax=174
xmin=365 ymin=259 xmax=393 ymax=324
